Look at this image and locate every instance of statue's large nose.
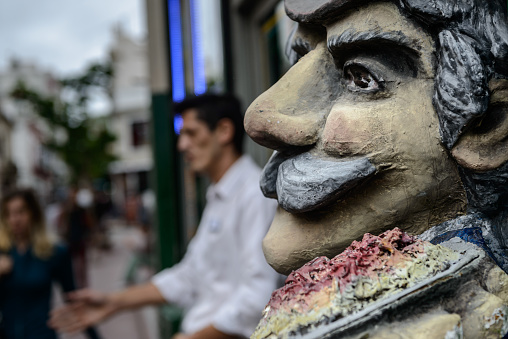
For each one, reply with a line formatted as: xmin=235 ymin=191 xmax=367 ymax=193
xmin=244 ymin=44 xmax=340 ymax=151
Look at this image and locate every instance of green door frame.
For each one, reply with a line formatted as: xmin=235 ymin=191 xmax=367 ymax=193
xmin=146 ymin=0 xmax=185 ymax=336
xmin=151 ymin=93 xmax=182 ymax=270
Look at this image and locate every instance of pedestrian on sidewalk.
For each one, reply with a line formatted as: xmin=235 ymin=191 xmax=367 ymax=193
xmin=58 ymin=187 xmax=94 ymax=289
xmin=50 ymin=94 xmax=280 ymax=339
xmin=0 ymin=188 xmax=101 ymax=339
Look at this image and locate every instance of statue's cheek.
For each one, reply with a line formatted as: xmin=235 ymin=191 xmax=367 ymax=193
xmin=321 ymin=106 xmax=385 ymax=157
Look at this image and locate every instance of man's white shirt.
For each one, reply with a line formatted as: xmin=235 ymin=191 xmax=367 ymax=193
xmin=152 ymin=155 xmax=279 ymax=337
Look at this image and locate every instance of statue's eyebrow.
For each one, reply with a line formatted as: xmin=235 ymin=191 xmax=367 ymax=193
xmin=327 ymin=29 xmax=420 ymax=55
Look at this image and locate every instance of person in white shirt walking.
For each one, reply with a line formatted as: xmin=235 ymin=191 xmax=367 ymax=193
xmin=49 ymin=94 xmax=279 ymax=339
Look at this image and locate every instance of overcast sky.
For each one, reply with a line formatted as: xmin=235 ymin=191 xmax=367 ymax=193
xmin=0 ymin=0 xmax=145 ymax=77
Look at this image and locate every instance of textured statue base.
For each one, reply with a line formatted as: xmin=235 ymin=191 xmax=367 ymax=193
xmin=253 ymin=228 xmax=508 ymax=339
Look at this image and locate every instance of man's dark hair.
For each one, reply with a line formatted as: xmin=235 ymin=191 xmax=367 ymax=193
xmin=174 ymin=93 xmax=245 ymax=154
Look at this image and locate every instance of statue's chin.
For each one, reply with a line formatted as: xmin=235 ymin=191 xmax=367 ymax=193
xmin=262 ymin=218 xmax=348 ymax=275
xmin=261 ymin=202 xmax=397 ymax=275
xmin=262 ymin=237 xmax=310 ymax=276
xmin=263 ymin=247 xmax=311 ymax=276
xmin=261 ymin=208 xmax=364 ymax=275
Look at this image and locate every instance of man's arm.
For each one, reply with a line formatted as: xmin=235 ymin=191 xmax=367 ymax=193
xmin=49 ymin=282 xmax=166 ymax=333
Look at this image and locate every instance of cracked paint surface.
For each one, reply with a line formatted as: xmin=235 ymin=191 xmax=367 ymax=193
xmin=252 ymin=228 xmax=460 ymax=338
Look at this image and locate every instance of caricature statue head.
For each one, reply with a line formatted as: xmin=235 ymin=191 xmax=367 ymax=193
xmin=245 ymin=0 xmax=508 ymax=274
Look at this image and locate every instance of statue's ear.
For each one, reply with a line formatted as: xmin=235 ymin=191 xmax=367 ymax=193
xmin=451 ymin=79 xmax=508 ymax=171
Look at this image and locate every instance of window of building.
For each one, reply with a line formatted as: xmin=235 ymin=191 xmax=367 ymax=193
xmin=131 ymin=121 xmax=149 ymax=147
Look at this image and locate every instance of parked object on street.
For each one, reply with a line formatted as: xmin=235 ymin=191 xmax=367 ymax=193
xmin=59 ymin=187 xmax=95 ymax=289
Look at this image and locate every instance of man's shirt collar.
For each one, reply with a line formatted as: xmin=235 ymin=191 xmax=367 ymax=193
xmin=207 ymin=155 xmax=251 ymax=201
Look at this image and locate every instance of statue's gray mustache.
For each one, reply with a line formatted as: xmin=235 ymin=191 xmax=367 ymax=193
xmin=260 ymin=151 xmax=376 ymax=213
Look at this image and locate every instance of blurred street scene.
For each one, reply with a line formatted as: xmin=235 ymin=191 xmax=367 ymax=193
xmin=1 ymin=0 xmax=295 ymax=337
xmin=55 ymin=221 xmax=158 ymax=339
xmin=0 ymin=25 xmax=152 ymax=214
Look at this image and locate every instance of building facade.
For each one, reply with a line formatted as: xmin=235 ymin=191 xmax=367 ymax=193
xmin=108 ymin=27 xmax=153 ymax=215
xmin=0 ymin=59 xmax=68 ymax=201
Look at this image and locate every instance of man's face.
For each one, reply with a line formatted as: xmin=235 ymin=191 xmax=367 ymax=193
xmin=177 ymin=109 xmax=221 ymax=175
xmin=245 ymin=2 xmax=467 ymax=274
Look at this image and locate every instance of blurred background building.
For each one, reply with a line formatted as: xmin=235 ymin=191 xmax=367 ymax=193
xmin=108 ymin=26 xmax=152 ymax=214
xmin=0 ymin=59 xmax=68 ymax=200
xmin=0 ymin=105 xmax=13 ymax=194
xmin=0 ymin=0 xmax=293 ymax=234
xmin=0 ymin=0 xmax=294 ymax=337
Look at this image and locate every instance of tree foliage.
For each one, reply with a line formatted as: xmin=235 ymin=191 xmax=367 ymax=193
xmin=11 ymin=62 xmax=117 ymax=183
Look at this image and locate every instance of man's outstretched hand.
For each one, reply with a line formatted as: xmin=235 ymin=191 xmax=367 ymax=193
xmin=49 ymin=283 xmax=166 ymax=333
xmin=49 ymin=289 xmax=114 ymax=333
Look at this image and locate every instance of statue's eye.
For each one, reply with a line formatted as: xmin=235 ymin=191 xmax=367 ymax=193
xmin=344 ymin=63 xmax=384 ymax=93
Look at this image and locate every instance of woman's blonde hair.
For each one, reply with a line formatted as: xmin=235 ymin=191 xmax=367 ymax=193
xmin=0 ymin=188 xmax=53 ymax=259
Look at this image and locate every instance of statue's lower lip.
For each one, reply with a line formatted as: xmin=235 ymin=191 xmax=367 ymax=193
xmin=260 ymin=151 xmax=376 ymax=213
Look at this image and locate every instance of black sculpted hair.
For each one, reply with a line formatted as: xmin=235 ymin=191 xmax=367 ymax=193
xmin=285 ymin=0 xmax=508 ymax=212
xmin=174 ymin=93 xmax=245 ymax=154
xmin=395 ymin=0 xmax=508 ymax=213
xmin=397 ymin=0 xmax=508 ymax=149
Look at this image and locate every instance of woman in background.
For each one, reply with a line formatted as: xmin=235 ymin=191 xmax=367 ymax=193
xmin=0 ymin=188 xmax=100 ymax=339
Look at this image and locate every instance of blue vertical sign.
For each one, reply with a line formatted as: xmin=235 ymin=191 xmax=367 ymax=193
xmin=189 ymin=0 xmax=207 ymax=95
xmin=168 ymin=0 xmax=185 ymax=102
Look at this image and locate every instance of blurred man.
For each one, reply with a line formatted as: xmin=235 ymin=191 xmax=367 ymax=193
xmin=50 ymin=94 xmax=279 ymax=339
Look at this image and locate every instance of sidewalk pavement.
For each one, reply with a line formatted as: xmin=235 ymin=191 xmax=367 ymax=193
xmin=53 ymin=223 xmax=159 ymax=339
